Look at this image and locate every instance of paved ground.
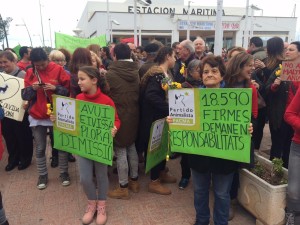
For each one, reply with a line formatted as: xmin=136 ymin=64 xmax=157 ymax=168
xmin=0 ymin=126 xmax=272 ymax=225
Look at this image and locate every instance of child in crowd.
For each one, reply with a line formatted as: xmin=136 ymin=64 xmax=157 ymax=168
xmin=59 ymin=66 xmax=120 ymax=225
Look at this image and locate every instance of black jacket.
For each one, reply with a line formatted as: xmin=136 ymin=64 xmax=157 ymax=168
xmin=266 ymin=67 xmax=292 ymax=130
xmin=136 ymin=66 xmax=169 ymax=153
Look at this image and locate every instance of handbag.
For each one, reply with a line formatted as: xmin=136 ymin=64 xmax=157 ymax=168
xmin=257 ymin=92 xmax=266 ymax=109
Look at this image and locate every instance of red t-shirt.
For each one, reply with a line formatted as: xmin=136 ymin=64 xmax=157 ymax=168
xmin=76 ymin=88 xmax=121 ymax=129
xmin=17 ymin=60 xmax=31 ymax=71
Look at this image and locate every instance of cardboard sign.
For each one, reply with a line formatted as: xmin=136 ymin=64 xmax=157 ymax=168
xmin=280 ymin=59 xmax=300 ymax=81
xmin=0 ymin=72 xmax=25 ymax=121
xmin=145 ymin=119 xmax=169 ymax=173
xmin=53 ymin=95 xmax=115 ymax=166
xmin=169 ymin=88 xmax=252 ymax=163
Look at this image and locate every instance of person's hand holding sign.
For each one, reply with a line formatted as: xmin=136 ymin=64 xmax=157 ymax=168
xmin=166 ymin=116 xmax=173 ymax=124
xmin=273 ymin=77 xmax=281 ymax=86
xmin=111 ymin=126 xmax=118 ymax=137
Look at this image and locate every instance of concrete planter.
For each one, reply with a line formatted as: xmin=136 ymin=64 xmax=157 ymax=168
xmin=238 ymin=154 xmax=288 ymax=225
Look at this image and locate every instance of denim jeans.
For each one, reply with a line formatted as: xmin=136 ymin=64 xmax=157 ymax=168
xmin=191 ymin=169 xmax=234 ymax=225
xmin=115 ymin=143 xmax=139 ymax=185
xmin=287 ymin=142 xmax=300 ymax=212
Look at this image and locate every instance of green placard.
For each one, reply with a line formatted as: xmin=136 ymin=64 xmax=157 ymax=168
xmin=13 ymin=44 xmax=21 ymax=59
xmin=53 ymin=95 xmax=115 ymax=166
xmin=55 ymin=32 xmax=107 ymax=53
xmin=145 ymin=119 xmax=169 ymax=174
xmin=169 ymin=88 xmax=252 ymax=163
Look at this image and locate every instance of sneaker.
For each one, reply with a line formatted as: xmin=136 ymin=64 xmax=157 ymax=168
xmin=50 ymin=156 xmax=58 ymax=168
xmin=37 ymin=174 xmax=48 ymax=190
xmin=178 ymin=178 xmax=189 ymax=190
xmin=60 ymin=172 xmax=71 ymax=186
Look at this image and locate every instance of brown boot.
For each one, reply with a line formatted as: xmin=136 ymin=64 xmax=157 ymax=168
xmin=148 ymin=179 xmax=171 ymax=195
xmin=128 ymin=179 xmax=140 ymax=193
xmin=108 ymin=186 xmax=129 ymax=200
xmin=96 ymin=200 xmax=107 ymax=225
xmin=159 ymin=171 xmax=177 ymax=183
xmin=82 ymin=200 xmax=97 ymax=224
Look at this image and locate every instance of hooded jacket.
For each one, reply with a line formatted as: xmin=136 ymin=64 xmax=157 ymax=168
xmin=22 ymin=62 xmax=70 ymax=119
xmin=106 ymin=60 xmax=140 ymax=147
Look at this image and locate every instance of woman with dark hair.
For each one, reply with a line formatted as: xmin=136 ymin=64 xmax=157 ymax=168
xmin=138 ymin=46 xmax=177 ymax=195
xmin=265 ymin=39 xmax=297 ymax=168
xmin=101 ymin=47 xmax=113 ymax=70
xmin=224 ymin=52 xmax=258 ymax=221
xmin=0 ymin=51 xmax=33 ymax=171
xmin=69 ymin=48 xmax=93 ymax=98
xmin=21 ymin=47 xmax=70 ymax=190
xmin=224 ymin=53 xmax=258 ymax=120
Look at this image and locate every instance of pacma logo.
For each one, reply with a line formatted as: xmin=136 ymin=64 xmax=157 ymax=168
xmin=0 ymin=84 xmax=8 ymax=93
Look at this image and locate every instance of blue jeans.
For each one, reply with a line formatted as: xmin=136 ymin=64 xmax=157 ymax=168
xmin=192 ymin=169 xmax=234 ymax=225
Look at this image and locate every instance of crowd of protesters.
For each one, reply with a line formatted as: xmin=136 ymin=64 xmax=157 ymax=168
xmin=0 ymin=36 xmax=300 ymax=225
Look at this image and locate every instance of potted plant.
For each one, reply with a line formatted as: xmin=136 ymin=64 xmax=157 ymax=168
xmin=237 ymin=153 xmax=288 ymax=225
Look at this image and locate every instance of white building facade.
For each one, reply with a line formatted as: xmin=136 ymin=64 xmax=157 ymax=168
xmin=77 ymin=0 xmax=297 ymax=48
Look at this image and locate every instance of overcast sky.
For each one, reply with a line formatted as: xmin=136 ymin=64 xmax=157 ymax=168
xmin=2 ymin=0 xmax=300 ymax=48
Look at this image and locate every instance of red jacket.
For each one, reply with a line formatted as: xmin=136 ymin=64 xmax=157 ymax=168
xmin=284 ymin=86 xmax=300 ymax=144
xmin=76 ymin=88 xmax=121 ymax=129
xmin=24 ymin=62 xmax=70 ymax=119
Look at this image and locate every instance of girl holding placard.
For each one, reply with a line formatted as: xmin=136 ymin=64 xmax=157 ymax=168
xmin=76 ymin=66 xmax=120 ymax=225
